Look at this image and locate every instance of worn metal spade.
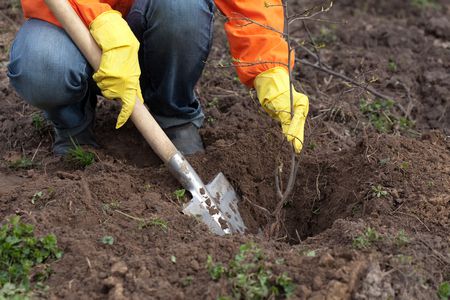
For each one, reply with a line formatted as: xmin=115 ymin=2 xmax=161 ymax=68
xmin=44 ymin=0 xmax=246 ymax=235
xmin=168 ymin=154 xmax=246 ymax=234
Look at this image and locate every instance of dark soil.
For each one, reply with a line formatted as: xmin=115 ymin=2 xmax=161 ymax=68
xmin=1 ymin=0 xmax=449 ymax=299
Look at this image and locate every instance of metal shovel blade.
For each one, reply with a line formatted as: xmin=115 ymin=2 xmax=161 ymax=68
xmin=206 ymin=172 xmax=246 ymax=233
xmin=182 ymin=172 xmax=246 ymax=235
xmin=167 ymin=152 xmax=245 ymax=235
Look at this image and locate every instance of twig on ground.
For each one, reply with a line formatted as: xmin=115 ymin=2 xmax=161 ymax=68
xmin=419 ymin=239 xmax=450 ymax=265
xmin=0 ymin=10 xmax=19 ymax=31
xmin=31 ymin=141 xmax=42 ymax=162
xmin=394 ymin=211 xmax=431 ymax=232
xmin=300 ymin=59 xmax=393 ymax=101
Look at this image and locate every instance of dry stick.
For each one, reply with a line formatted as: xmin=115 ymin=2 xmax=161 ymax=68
xmin=288 ymin=1 xmax=333 ymax=25
xmin=300 ymin=59 xmax=393 ymax=101
xmin=0 ymin=10 xmax=19 ymax=31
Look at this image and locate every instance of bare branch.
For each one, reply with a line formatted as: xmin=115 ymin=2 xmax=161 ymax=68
xmin=300 ymin=59 xmax=393 ymax=101
xmin=288 ymin=1 xmax=334 ymax=24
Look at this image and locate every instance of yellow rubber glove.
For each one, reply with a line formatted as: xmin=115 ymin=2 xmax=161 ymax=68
xmin=254 ymin=67 xmax=309 ymax=153
xmin=90 ymin=10 xmax=143 ymax=129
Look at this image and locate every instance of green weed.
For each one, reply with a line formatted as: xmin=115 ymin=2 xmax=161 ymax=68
xmin=314 ymin=26 xmax=337 ymax=47
xmin=31 ymin=114 xmax=45 ymax=131
xmin=181 ymin=276 xmax=193 ymax=287
xmin=308 ymin=142 xmax=317 ymax=151
xmin=398 ymin=117 xmax=415 ymax=131
xmin=438 ymin=282 xmax=450 ymax=300
xmin=100 ymin=236 xmax=114 ymax=245
xmin=399 ymin=161 xmax=410 ymax=172
xmin=394 ymin=230 xmax=410 ymax=247
xmin=31 ymin=191 xmax=44 ymax=205
xmin=0 ymin=216 xmax=62 ymax=297
xmin=352 ymin=227 xmax=381 ymax=249
xmin=393 ymin=254 xmax=413 ymax=265
xmin=170 ymin=256 xmax=177 ymax=264
xmin=301 ymin=250 xmax=317 ymax=257
xmin=67 ymin=144 xmax=95 ymax=167
xmin=0 ymin=282 xmax=29 ymax=299
xmin=360 ymin=99 xmax=395 ymax=133
xmin=207 ymin=243 xmax=295 ymax=299
xmin=10 ymin=157 xmax=34 ymax=170
xmin=173 ymin=189 xmax=186 ymax=202
xmin=371 ymin=185 xmax=389 ymax=198
xmin=101 ymin=200 xmax=121 ymax=214
xmin=387 ymin=59 xmax=398 ymax=72
xmin=411 ymin=0 xmax=438 ymax=8
xmin=138 ymin=218 xmax=168 ymax=232
xmin=207 ymin=97 xmax=219 ymax=108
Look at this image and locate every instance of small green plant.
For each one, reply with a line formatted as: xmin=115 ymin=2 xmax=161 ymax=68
xmin=371 ymin=185 xmax=389 ymax=198
xmin=360 ymin=99 xmax=395 ymax=133
xmin=207 ymin=97 xmax=219 ymax=108
xmin=0 ymin=282 xmax=29 ymax=299
xmin=67 ymin=143 xmax=95 ymax=167
xmin=207 ymin=116 xmax=216 ymax=124
xmin=173 ymin=188 xmax=186 ymax=202
xmin=181 ymin=276 xmax=193 ymax=287
xmin=207 ymin=243 xmax=295 ymax=299
xmin=399 ymin=161 xmax=410 ymax=172
xmin=301 ymin=250 xmax=316 ymax=257
xmin=0 ymin=216 xmax=62 ymax=297
xmin=394 ymin=230 xmax=410 ymax=247
xmin=378 ymin=158 xmax=390 ymax=166
xmin=438 ymin=281 xmax=450 ymax=300
xmin=138 ymin=218 xmax=168 ymax=232
xmin=438 ymin=282 xmax=450 ymax=300
xmin=314 ymin=25 xmax=337 ymax=47
xmin=101 ymin=200 xmax=121 ymax=214
xmin=308 ymin=142 xmax=317 ymax=151
xmin=393 ymin=254 xmax=413 ymax=265
xmin=31 ymin=191 xmax=44 ymax=205
xmin=10 ymin=157 xmax=34 ymax=170
xmin=352 ymin=227 xmax=381 ymax=249
xmin=207 ymin=256 xmax=226 ymax=280
xmin=398 ymin=116 xmax=415 ymax=131
xmin=170 ymin=255 xmax=177 ymax=264
xmin=411 ymin=0 xmax=438 ymax=8
xmin=31 ymin=113 xmax=45 ymax=131
xmin=100 ymin=236 xmax=114 ymax=245
xmin=387 ymin=59 xmax=398 ymax=72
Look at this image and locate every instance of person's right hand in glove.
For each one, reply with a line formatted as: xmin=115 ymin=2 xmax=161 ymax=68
xmin=90 ymin=10 xmax=143 ymax=129
xmin=254 ymin=67 xmax=309 ymax=153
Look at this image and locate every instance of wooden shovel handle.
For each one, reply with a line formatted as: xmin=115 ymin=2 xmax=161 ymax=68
xmin=44 ymin=0 xmax=178 ymax=163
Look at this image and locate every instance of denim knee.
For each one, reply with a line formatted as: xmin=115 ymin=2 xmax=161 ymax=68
xmin=130 ymin=0 xmax=214 ymax=51
xmin=7 ymin=19 xmax=92 ymax=111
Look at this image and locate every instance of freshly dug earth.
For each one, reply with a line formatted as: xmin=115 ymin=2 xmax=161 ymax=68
xmin=1 ymin=0 xmax=449 ymax=299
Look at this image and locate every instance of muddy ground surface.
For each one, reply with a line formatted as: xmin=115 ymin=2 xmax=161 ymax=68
xmin=0 ymin=0 xmax=449 ymax=299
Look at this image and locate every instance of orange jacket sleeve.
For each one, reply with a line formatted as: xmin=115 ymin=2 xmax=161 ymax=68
xmin=21 ymin=0 xmax=131 ymax=27
xmin=214 ymin=0 xmax=291 ymax=87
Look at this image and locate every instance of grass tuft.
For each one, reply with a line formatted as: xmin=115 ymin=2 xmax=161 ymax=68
xmin=207 ymin=243 xmax=295 ymax=299
xmin=67 ymin=143 xmax=95 ymax=167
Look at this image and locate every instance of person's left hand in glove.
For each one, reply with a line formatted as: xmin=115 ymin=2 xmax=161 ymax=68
xmin=254 ymin=67 xmax=309 ymax=153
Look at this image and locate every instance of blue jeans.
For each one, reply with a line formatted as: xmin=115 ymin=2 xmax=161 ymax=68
xmin=7 ymin=0 xmax=214 ymax=135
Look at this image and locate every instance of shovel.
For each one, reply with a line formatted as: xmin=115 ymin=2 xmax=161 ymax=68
xmin=44 ymin=0 xmax=246 ymax=235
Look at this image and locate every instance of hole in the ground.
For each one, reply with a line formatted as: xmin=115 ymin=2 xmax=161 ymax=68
xmin=275 ymin=148 xmax=377 ymax=244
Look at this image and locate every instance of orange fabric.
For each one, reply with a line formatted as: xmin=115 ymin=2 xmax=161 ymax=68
xmin=20 ymin=0 xmax=290 ymax=87
xmin=21 ymin=0 xmax=131 ymax=27
xmin=215 ymin=0 xmax=291 ymax=87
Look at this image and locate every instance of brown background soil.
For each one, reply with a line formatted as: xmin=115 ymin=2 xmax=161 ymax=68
xmin=1 ymin=0 xmax=449 ymax=299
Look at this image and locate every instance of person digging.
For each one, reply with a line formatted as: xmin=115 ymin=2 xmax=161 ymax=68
xmin=7 ymin=0 xmax=309 ymax=156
